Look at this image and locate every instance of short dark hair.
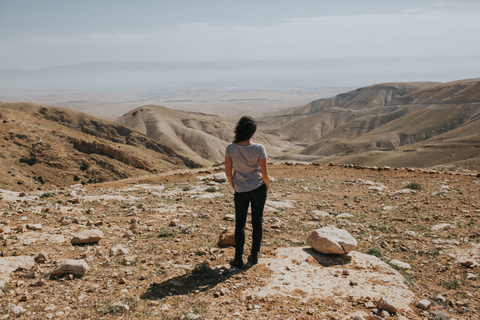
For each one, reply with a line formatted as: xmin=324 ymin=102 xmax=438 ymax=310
xmin=234 ymin=116 xmax=257 ymax=143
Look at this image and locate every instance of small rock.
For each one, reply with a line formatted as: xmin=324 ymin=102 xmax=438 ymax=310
xmin=35 ymin=252 xmax=48 ymax=263
xmin=389 ymin=259 xmax=411 ymax=270
xmin=433 ymin=310 xmax=451 ymax=320
xmin=51 ymin=259 xmax=89 ymax=278
xmin=112 ymin=302 xmax=129 ymax=313
xmin=169 ymin=219 xmax=180 ymax=227
xmin=223 ymin=214 xmax=235 ymax=221
xmin=213 ymin=173 xmax=228 ymax=182
xmin=71 ymin=229 xmax=103 ymax=245
xmin=10 ymin=303 xmax=26 ymax=316
xmin=377 ymin=295 xmax=398 ymax=313
xmin=466 ymin=273 xmax=477 ymax=280
xmin=365 ymin=301 xmax=375 ymax=309
xmin=26 ymin=223 xmax=42 ymax=231
xmin=350 ymin=279 xmax=359 ymax=286
xmin=218 ymin=228 xmax=235 ymax=246
xmin=436 ymin=294 xmax=446 ymax=302
xmin=379 ymin=310 xmax=390 ymax=318
xmin=431 ymin=223 xmax=454 ymax=232
xmin=109 ymin=245 xmax=129 ymax=256
xmin=353 ymin=315 xmax=366 ymax=320
xmin=417 ymin=299 xmax=431 ymax=310
xmin=0 ymin=225 xmax=11 ymax=234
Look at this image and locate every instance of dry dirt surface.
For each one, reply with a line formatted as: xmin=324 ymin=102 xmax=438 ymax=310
xmin=0 ymin=163 xmax=479 ymax=319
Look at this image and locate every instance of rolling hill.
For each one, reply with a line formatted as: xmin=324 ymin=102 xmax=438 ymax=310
xmin=259 ymin=78 xmax=480 ymax=170
xmin=0 ymin=102 xmax=211 ymax=191
xmin=116 ymin=105 xmax=292 ymax=165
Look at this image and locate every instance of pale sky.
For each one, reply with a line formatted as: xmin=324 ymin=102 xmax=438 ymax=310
xmin=1 ymin=0 xmax=480 ymax=70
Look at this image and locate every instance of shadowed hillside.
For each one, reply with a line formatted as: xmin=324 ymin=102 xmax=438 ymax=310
xmin=0 ymin=102 xmax=210 ymax=191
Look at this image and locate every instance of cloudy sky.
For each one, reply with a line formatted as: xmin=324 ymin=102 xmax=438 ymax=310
xmin=1 ymin=0 xmax=480 ymax=70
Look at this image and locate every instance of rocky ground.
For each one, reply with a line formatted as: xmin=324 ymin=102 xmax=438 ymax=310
xmin=0 ymin=163 xmax=479 ymax=319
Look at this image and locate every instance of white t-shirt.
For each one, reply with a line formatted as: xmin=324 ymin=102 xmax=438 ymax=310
xmin=225 ymin=142 xmax=267 ymax=193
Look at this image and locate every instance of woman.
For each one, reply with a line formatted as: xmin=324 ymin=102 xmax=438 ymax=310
xmin=225 ymin=116 xmax=269 ymax=268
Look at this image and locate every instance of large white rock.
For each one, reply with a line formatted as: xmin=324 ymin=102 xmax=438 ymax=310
xmin=0 ymin=256 xmax=36 ymax=289
xmin=51 ymin=259 xmax=89 ymax=278
xmin=306 ymin=226 xmax=357 ymax=254
xmin=71 ymin=229 xmax=103 ymax=245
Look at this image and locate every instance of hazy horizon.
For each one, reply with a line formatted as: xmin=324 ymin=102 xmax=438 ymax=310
xmin=2 ymin=0 xmax=480 ymax=70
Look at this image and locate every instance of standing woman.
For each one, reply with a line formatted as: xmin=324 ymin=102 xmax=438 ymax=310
xmin=225 ymin=116 xmax=269 ymax=268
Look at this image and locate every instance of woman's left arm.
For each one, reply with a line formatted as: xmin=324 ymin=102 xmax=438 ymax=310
xmin=225 ymin=157 xmax=235 ymax=191
xmin=259 ymin=158 xmax=270 ymax=191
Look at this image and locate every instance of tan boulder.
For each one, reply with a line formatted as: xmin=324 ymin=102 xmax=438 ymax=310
xmin=218 ymin=228 xmax=235 ymax=246
xmin=71 ymin=229 xmax=103 ymax=245
xmin=51 ymin=259 xmax=89 ymax=278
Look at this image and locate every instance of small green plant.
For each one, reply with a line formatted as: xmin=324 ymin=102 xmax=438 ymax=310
xmin=205 ymin=186 xmax=218 ymax=192
xmin=158 ymin=228 xmax=174 ymax=238
xmin=40 ymin=192 xmax=53 ymax=198
xmin=405 ymin=182 xmax=422 ymax=190
xmin=442 ymin=280 xmax=458 ymax=290
xmin=19 ymin=156 xmax=38 ymax=166
xmin=73 ymin=175 xmax=81 ymax=182
xmin=366 ymin=247 xmax=383 ymax=258
xmin=182 ymin=186 xmax=192 ymax=192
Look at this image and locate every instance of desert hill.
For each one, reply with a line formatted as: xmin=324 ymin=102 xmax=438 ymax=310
xmin=116 ymin=105 xmax=293 ymax=164
xmin=0 ymin=102 xmax=211 ymax=191
xmin=259 ymin=79 xmax=480 ymax=170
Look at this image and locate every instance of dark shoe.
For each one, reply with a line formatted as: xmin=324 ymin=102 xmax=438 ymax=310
xmin=247 ymin=253 xmax=258 ymax=266
xmin=229 ymin=258 xmax=243 ymax=269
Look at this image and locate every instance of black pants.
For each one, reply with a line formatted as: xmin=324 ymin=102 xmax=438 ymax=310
xmin=234 ymin=183 xmax=267 ymax=259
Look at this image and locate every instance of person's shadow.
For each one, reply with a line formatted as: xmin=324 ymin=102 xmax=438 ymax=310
xmin=140 ymin=262 xmax=246 ymax=300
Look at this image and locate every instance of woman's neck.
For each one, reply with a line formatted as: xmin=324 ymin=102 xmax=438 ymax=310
xmin=236 ymin=140 xmax=252 ymax=146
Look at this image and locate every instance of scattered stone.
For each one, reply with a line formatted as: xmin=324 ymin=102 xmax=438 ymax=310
xmin=306 ymin=226 xmax=357 ymax=254
xmin=467 ymin=272 xmax=477 ymax=279
xmin=417 ymin=299 xmax=431 ymax=310
xmin=433 ymin=310 xmax=451 ymax=320
xmin=365 ymin=301 xmax=375 ymax=309
xmin=51 ymin=259 xmax=89 ymax=278
xmin=213 ymin=172 xmax=227 ymax=182
xmin=218 ymin=228 xmax=235 ymax=246
xmin=169 ymin=219 xmax=180 ymax=227
xmin=0 ymin=225 xmax=11 ymax=234
xmin=353 ymin=315 xmax=366 ymax=320
xmin=223 ymin=214 xmax=235 ymax=221
xmin=109 ymin=245 xmax=130 ymax=256
xmin=377 ymin=295 xmax=398 ymax=313
xmin=9 ymin=303 xmax=26 ymax=316
xmin=336 ymin=213 xmax=354 ymax=219
xmin=436 ymin=294 xmax=447 ymax=302
xmin=431 ymin=223 xmax=454 ymax=232
xmin=26 ymin=223 xmax=42 ymax=231
xmin=35 ymin=252 xmax=49 ymax=264
xmin=112 ymin=302 xmax=130 ymax=313
xmin=389 ymin=259 xmax=411 ymax=270
xmin=71 ymin=229 xmax=103 ymax=245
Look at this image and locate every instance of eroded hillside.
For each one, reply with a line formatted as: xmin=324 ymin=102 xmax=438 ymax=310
xmin=0 ymin=103 xmax=209 ymax=191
